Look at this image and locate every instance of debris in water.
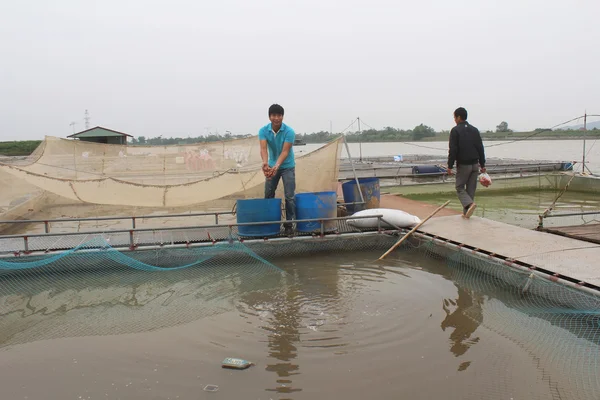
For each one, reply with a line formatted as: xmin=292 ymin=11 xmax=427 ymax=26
xmin=222 ymin=358 xmax=254 ymax=370
xmin=203 ymin=385 xmax=219 ymax=392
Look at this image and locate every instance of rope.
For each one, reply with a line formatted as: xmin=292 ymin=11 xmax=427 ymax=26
xmin=357 ymin=114 xmax=595 ymax=151
xmin=539 ymin=173 xmax=577 ymax=222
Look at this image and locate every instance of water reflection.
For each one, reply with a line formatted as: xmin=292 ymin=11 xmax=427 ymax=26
xmin=440 ymin=287 xmax=483 ymax=358
xmin=0 ymin=262 xmax=283 ymax=349
xmin=387 ymin=252 xmax=485 ymax=368
xmin=240 ymin=253 xmax=346 ymax=396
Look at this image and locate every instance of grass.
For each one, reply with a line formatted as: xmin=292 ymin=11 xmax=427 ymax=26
xmin=0 ymin=141 xmax=42 ymax=156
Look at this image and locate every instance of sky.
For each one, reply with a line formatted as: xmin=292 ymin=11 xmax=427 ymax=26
xmin=1 ymin=0 xmax=599 ymax=141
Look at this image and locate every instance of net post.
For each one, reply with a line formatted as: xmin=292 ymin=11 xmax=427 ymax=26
xmin=215 ymin=213 xmax=219 ymax=224
xmin=377 ymin=216 xmax=382 ymax=232
xmin=320 ymin=220 xmax=325 ymax=237
xmin=342 ymin=134 xmax=366 ymax=205
xmin=44 ymin=221 xmax=49 ymax=233
xmin=129 ymin=230 xmax=135 ymax=250
xmin=23 ymin=236 xmax=29 ymax=253
xmin=132 ymin=217 xmax=136 ymax=229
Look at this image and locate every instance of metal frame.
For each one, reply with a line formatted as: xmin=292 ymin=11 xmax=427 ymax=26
xmin=0 ymin=211 xmax=235 ymax=233
xmin=1 ymin=230 xmax=398 ymax=260
xmin=341 ymin=133 xmax=366 ymax=205
xmin=0 ymin=214 xmax=390 ymax=256
xmin=538 ymin=210 xmax=600 ymax=229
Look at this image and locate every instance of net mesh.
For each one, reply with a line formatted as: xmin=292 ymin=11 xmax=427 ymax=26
xmin=0 ymin=229 xmax=598 ymax=398
xmin=414 ymin=238 xmax=600 ymax=400
xmin=0 ymin=233 xmax=395 ymax=350
xmin=0 ymin=135 xmax=342 ymax=214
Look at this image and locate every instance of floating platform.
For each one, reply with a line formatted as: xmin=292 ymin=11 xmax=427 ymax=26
xmin=0 ymin=193 xmax=598 ymax=296
xmin=380 ymin=194 xmax=600 ymax=288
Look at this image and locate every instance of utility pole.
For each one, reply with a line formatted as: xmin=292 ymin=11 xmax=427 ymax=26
xmin=357 ymin=117 xmax=362 ymax=161
xmin=84 ymin=110 xmax=90 ymax=129
xmin=583 ymin=111 xmax=587 ymax=173
xmin=330 ymin=120 xmax=333 ymax=135
xmin=70 ymin=122 xmax=77 ymax=133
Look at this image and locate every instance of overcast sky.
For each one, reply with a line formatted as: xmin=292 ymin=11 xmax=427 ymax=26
xmin=1 ymin=0 xmax=599 ymax=141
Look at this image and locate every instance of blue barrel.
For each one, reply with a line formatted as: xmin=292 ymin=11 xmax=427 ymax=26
xmin=341 ymin=177 xmax=380 ymax=214
xmin=561 ymin=162 xmax=574 ymax=171
xmin=295 ymin=191 xmax=338 ymax=233
xmin=236 ymin=198 xmax=282 ymax=237
xmin=411 ymin=165 xmax=445 ymax=175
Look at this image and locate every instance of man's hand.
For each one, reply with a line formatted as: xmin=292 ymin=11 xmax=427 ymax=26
xmin=266 ymin=164 xmax=279 ymax=179
xmin=262 ymin=162 xmax=270 ymax=177
xmin=480 ymin=167 xmax=486 ymax=173
xmin=446 ymin=167 xmax=454 ymax=176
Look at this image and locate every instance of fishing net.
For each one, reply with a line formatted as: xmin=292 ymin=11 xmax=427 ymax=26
xmin=0 ymin=223 xmax=598 ymax=399
xmin=410 ymin=237 xmax=600 ymax=400
xmin=0 ymin=232 xmax=396 ymax=350
xmin=0 ymin=135 xmax=342 ymax=225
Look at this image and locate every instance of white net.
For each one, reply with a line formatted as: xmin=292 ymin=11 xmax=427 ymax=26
xmin=0 ymin=136 xmax=342 ymax=226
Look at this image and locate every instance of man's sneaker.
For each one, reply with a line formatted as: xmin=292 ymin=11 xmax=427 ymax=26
xmin=465 ymin=203 xmax=477 ymax=219
xmin=284 ymin=226 xmax=294 ymax=236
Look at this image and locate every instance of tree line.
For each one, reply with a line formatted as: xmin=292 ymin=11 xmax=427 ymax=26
xmin=1 ymin=122 xmax=598 ymax=156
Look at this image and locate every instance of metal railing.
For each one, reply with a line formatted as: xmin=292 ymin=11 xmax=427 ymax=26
xmin=538 ymin=210 xmax=600 ymax=229
xmin=0 ymin=214 xmax=393 ymax=255
xmin=0 ymin=211 xmax=236 ymax=233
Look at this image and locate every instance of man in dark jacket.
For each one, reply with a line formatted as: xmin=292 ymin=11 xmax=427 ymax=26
xmin=447 ymin=107 xmax=486 ymax=219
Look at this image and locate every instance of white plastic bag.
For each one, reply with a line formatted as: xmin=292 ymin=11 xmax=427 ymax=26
xmin=479 ymin=172 xmax=492 ymax=187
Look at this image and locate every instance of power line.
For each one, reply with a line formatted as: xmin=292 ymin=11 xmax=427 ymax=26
xmin=486 ymin=115 xmax=588 ymax=148
xmin=357 ymin=115 xmax=597 ymax=152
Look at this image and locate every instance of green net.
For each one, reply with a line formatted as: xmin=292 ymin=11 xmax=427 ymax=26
xmin=413 ymin=238 xmax=600 ymax=399
xmin=0 ymin=230 xmax=598 ymax=399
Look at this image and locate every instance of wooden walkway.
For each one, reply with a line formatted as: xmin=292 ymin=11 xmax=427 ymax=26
xmin=381 ymin=194 xmax=600 ymax=288
xmin=541 ymin=223 xmax=600 ymax=245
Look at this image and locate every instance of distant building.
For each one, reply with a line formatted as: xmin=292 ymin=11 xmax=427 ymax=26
xmin=67 ymin=126 xmax=132 ymax=145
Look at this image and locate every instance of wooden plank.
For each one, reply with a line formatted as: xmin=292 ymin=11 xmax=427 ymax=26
xmin=542 ymin=223 xmax=600 ymax=245
xmin=414 ymin=215 xmax=600 ymax=286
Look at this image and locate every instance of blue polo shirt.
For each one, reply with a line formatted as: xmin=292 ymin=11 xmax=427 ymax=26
xmin=258 ymin=122 xmax=296 ymax=168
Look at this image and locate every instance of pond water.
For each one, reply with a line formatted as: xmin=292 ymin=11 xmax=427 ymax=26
xmin=0 ymin=243 xmax=597 ymax=400
xmin=405 ymin=189 xmax=600 ymax=228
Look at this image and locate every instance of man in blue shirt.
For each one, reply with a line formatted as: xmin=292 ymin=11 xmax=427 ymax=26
xmin=258 ymin=104 xmax=296 ymax=236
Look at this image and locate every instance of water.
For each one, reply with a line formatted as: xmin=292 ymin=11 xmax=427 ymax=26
xmin=407 ymin=189 xmax=600 ymax=229
xmin=297 ymin=139 xmax=600 ymax=173
xmin=0 ymin=248 xmax=597 ymax=399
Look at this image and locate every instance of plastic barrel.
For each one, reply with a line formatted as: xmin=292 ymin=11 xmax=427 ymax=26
xmin=341 ymin=177 xmax=380 ymax=214
xmin=236 ymin=198 xmax=282 ymax=237
xmin=295 ymin=191 xmax=338 ymax=233
xmin=411 ymin=165 xmax=445 ymax=175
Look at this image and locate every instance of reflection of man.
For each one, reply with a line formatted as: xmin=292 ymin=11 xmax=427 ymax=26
xmin=446 ymin=107 xmax=486 ymax=219
xmin=259 ymin=104 xmax=296 ymax=236
xmin=441 ymin=287 xmax=483 ymax=358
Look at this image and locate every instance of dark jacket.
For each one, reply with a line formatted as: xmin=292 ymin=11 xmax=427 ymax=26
xmin=448 ymin=121 xmax=486 ymax=168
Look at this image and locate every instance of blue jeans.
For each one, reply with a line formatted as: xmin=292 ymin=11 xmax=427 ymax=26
xmin=265 ymin=167 xmax=296 ymax=227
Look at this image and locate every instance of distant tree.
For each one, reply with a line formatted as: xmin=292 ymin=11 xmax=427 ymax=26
xmin=137 ymin=136 xmax=146 ymax=144
xmin=496 ymin=121 xmax=511 ymax=133
xmin=412 ymin=124 xmax=436 ymax=141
